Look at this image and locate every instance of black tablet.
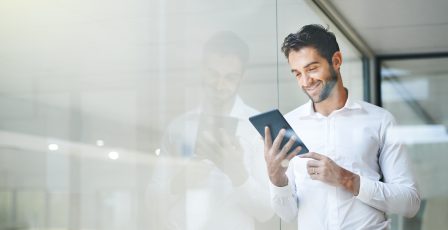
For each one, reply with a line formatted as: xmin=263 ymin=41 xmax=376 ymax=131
xmin=249 ymin=109 xmax=308 ymax=155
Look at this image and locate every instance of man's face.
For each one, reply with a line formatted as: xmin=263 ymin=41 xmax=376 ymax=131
xmin=288 ymin=47 xmax=338 ymax=103
xmin=202 ymin=53 xmax=244 ymax=102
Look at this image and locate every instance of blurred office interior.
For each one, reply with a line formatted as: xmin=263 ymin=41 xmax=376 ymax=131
xmin=1 ymin=0 xmax=447 ymax=229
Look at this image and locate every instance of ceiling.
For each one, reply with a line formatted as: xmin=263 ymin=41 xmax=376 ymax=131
xmin=327 ymin=0 xmax=448 ymax=55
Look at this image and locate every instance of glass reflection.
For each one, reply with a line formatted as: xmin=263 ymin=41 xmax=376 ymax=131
xmin=0 ymin=0 xmax=368 ymax=229
xmin=153 ymin=31 xmax=273 ymax=230
xmin=48 ymin=144 xmax=59 ymax=151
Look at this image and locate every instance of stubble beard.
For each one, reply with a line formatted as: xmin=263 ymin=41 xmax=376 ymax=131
xmin=303 ymin=67 xmax=338 ymax=103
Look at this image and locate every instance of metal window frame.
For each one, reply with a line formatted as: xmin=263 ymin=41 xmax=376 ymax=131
xmin=376 ymin=52 xmax=448 ymax=108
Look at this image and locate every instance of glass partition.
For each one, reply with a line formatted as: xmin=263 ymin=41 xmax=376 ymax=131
xmin=147 ymin=1 xmax=280 ymax=229
xmin=0 ymin=0 xmax=365 ymax=229
xmin=380 ymin=57 xmax=448 ymax=230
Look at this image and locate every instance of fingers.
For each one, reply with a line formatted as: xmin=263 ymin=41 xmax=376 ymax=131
xmin=218 ymin=128 xmax=241 ymax=153
xmin=306 ymin=164 xmax=323 ymax=181
xmin=299 ymin=151 xmax=324 ymax=160
xmin=196 ymin=139 xmax=220 ymax=158
xmin=279 ymin=140 xmax=302 ymax=163
xmin=272 ymin=129 xmax=285 ymax=151
xmin=306 ymin=158 xmax=320 ymax=174
xmin=287 ymin=146 xmax=301 ymax=161
xmin=264 ymin=126 xmax=272 ymax=148
xmin=301 ymin=153 xmax=323 ymax=178
xmin=277 ymin=145 xmax=301 ymax=169
xmin=306 ymin=159 xmax=321 ymax=167
xmin=277 ymin=146 xmax=301 ymax=169
xmin=279 ymin=135 xmax=296 ymax=155
xmin=304 ymin=154 xmax=324 ymax=177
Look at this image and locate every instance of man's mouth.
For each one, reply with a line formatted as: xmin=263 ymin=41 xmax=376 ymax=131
xmin=305 ymin=81 xmax=321 ymax=93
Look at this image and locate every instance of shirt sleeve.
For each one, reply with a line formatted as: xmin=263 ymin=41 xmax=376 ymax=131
xmin=355 ymin=112 xmax=421 ymax=218
xmin=269 ymin=160 xmax=299 ymax=222
xmin=233 ymin=135 xmax=275 ymax=222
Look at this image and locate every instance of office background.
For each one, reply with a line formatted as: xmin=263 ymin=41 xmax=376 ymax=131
xmin=0 ymin=0 xmax=447 ymax=229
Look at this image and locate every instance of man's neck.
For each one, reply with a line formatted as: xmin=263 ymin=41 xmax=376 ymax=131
xmin=313 ymin=83 xmax=348 ymax=117
xmin=204 ymin=96 xmax=237 ymax=115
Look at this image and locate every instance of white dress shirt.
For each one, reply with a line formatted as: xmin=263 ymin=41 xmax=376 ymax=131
xmin=270 ymin=96 xmax=421 ymax=230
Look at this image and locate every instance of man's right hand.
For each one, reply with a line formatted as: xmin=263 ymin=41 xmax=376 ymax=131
xmin=264 ymin=126 xmax=302 ymax=187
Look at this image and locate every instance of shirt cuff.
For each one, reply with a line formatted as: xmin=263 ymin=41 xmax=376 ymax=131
xmin=355 ymin=175 xmax=376 ymax=202
xmin=269 ymin=180 xmax=294 ymax=198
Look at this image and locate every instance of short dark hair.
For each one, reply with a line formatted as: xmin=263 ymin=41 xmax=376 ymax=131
xmin=202 ymin=31 xmax=249 ymax=66
xmin=281 ymin=24 xmax=339 ymax=64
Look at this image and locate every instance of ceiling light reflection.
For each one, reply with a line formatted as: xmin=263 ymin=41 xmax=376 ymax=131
xmin=96 ymin=140 xmax=104 ymax=147
xmin=108 ymin=151 xmax=119 ymax=160
xmin=48 ymin=144 xmax=59 ymax=151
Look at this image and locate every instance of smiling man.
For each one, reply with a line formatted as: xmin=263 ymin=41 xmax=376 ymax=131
xmin=263 ymin=24 xmax=421 ymax=229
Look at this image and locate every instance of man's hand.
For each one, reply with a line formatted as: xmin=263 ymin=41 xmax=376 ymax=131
xmin=264 ymin=127 xmax=302 ymax=187
xmin=300 ymin=152 xmax=360 ymax=195
xmin=195 ymin=128 xmax=248 ymax=186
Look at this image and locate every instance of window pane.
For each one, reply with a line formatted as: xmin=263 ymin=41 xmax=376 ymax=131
xmin=0 ymin=190 xmax=13 ymax=228
xmin=150 ymin=1 xmax=279 ymax=229
xmin=0 ymin=0 xmax=366 ymax=229
xmin=381 ymin=57 xmax=448 ymax=230
xmin=16 ymin=190 xmax=46 ymax=228
xmin=48 ymin=191 xmax=70 ymax=229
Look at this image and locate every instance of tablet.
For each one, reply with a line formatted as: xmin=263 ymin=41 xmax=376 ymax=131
xmin=195 ymin=114 xmax=239 ymax=147
xmin=249 ymin=109 xmax=308 ymax=155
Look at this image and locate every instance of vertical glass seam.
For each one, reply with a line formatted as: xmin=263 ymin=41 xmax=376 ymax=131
xmin=275 ymin=0 xmax=280 ymax=110
xmin=275 ymin=3 xmax=282 ymax=229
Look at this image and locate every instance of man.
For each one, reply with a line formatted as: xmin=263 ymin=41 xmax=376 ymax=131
xmin=263 ymin=24 xmax=421 ymax=229
xmin=153 ymin=31 xmax=273 ymax=230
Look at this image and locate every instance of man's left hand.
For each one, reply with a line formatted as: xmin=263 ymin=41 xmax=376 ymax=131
xmin=300 ymin=152 xmax=360 ymax=196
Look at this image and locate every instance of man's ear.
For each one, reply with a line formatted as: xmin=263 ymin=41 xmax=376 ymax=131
xmin=332 ymin=51 xmax=342 ymax=70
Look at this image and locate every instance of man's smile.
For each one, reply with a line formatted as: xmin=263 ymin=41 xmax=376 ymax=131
xmin=304 ymin=81 xmax=322 ymax=94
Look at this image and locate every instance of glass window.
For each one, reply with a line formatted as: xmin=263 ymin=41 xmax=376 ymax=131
xmin=381 ymin=57 xmax=448 ymax=230
xmin=16 ymin=190 xmax=46 ymax=228
xmin=0 ymin=190 xmax=13 ymax=229
xmin=48 ymin=191 xmax=70 ymax=229
xmin=0 ymin=0 xmax=366 ymax=229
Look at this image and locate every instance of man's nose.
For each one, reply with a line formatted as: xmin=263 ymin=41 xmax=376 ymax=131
xmin=215 ymin=76 xmax=229 ymax=90
xmin=300 ymin=74 xmax=312 ymax=87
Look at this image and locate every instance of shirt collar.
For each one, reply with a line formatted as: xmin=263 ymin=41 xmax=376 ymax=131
xmin=300 ymin=92 xmax=362 ymax=118
xmin=198 ymin=95 xmax=248 ymax=119
xmin=344 ymin=95 xmax=362 ymax=110
xmin=229 ymin=95 xmax=249 ymax=119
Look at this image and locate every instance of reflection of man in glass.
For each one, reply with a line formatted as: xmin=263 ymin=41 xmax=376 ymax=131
xmin=200 ymin=32 xmax=248 ymax=113
xmin=155 ymin=31 xmax=273 ymax=230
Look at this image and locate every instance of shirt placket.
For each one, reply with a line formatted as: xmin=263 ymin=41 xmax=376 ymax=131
xmin=326 ymin=115 xmax=339 ymax=230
